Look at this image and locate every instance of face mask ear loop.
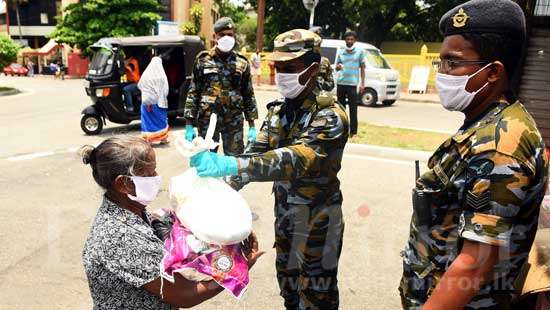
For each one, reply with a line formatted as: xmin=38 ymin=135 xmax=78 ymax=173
xmin=297 ymin=62 xmax=318 ymax=86
xmin=467 ymin=62 xmax=493 ymax=94
xmin=469 ymin=62 xmax=493 ymax=79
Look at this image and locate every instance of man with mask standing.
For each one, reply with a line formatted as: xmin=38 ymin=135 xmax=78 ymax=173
xmin=184 ymin=17 xmax=258 ymax=155
xmin=335 ymin=31 xmax=365 ymax=137
xmin=190 ymin=29 xmax=349 ymax=310
xmin=400 ymin=1 xmax=548 ymax=309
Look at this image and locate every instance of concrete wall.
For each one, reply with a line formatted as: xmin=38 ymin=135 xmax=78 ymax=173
xmin=172 ymin=0 xmax=218 ymax=48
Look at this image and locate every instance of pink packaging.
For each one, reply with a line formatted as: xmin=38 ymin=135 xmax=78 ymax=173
xmin=160 ymin=213 xmax=250 ymax=299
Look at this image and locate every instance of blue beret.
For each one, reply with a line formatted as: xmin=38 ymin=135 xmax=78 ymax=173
xmin=439 ymin=0 xmax=526 ymax=41
xmin=214 ymin=17 xmax=235 ymax=34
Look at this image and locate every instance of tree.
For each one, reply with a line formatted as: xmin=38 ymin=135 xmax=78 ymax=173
xmin=246 ymin=0 xmax=350 ymax=49
xmin=51 ymin=0 xmax=162 ymax=55
xmin=181 ymin=3 xmax=203 ymax=36
xmin=245 ymin=0 xmax=468 ymax=48
xmin=0 ymin=34 xmax=21 ymax=69
xmin=393 ymin=0 xmax=465 ymax=42
xmin=237 ymin=15 xmax=257 ymax=50
xmin=215 ymin=0 xmax=247 ymax=24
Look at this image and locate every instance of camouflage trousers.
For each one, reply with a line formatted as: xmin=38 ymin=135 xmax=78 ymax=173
xmin=197 ymin=110 xmax=245 ymax=156
xmin=399 ymin=262 xmax=513 ymax=310
xmin=274 ymin=200 xmax=344 ymax=310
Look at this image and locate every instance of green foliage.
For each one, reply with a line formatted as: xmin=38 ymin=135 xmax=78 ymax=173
xmin=0 ymin=35 xmax=21 ymax=69
xmin=181 ymin=3 xmax=203 ymax=36
xmin=246 ymin=0 xmax=466 ymax=48
xmin=51 ymin=0 xmax=162 ymax=55
xmin=246 ymin=0 xmax=349 ymax=49
xmin=215 ymin=0 xmax=247 ymax=24
xmin=237 ymin=16 xmax=257 ymax=50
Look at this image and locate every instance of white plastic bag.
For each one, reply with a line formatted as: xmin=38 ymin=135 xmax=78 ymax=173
xmin=170 ymin=114 xmax=252 ymax=245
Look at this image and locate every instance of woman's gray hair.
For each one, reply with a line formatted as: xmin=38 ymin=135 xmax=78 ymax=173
xmin=80 ymin=135 xmax=152 ymax=190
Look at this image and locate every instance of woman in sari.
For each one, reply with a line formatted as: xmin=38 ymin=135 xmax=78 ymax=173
xmin=138 ymin=57 xmax=170 ymax=145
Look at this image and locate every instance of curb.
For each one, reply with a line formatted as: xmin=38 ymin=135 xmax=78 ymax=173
xmin=0 ymin=89 xmax=20 ymax=97
xmin=345 ymin=143 xmax=432 ymax=163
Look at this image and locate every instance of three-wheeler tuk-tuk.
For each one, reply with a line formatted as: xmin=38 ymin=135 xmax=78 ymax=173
xmin=81 ymin=35 xmax=204 ymax=135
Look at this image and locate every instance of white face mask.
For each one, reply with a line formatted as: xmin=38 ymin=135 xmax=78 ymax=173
xmin=275 ymin=63 xmax=315 ymax=99
xmin=346 ymin=43 xmax=356 ymax=51
xmin=435 ymin=63 xmax=491 ymax=112
xmin=127 ymin=175 xmax=162 ymax=206
xmin=217 ymin=35 xmax=235 ymax=53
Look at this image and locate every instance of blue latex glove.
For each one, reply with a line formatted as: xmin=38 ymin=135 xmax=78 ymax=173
xmin=192 ymin=151 xmax=238 ymax=178
xmin=189 ymin=151 xmax=211 ymax=168
xmin=248 ymin=127 xmax=257 ymax=142
xmin=185 ymin=125 xmax=196 ymax=142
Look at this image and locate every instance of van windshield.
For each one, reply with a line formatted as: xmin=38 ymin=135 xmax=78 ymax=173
xmin=320 ymin=47 xmax=338 ymax=64
xmin=89 ymin=47 xmax=114 ymax=76
xmin=364 ymin=49 xmax=391 ymax=69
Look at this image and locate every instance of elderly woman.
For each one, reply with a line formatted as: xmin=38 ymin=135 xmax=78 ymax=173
xmin=80 ymin=135 xmax=263 ymax=309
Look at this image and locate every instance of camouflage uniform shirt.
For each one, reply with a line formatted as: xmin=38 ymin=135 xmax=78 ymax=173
xmin=317 ymin=57 xmax=335 ymax=92
xmin=184 ymin=48 xmax=258 ymax=122
xmin=232 ymin=88 xmax=348 ymax=202
xmin=400 ymin=99 xmax=549 ymax=309
xmin=184 ymin=48 xmax=258 ymax=155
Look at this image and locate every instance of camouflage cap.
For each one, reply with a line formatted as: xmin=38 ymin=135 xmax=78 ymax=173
xmin=269 ymin=29 xmax=321 ymax=62
xmin=214 ymin=17 xmax=235 ymax=34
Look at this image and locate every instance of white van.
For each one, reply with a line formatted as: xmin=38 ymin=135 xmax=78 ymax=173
xmin=321 ymin=39 xmax=400 ymax=106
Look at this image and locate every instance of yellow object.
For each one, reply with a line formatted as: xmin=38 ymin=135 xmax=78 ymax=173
xmin=384 ymin=45 xmax=439 ymax=87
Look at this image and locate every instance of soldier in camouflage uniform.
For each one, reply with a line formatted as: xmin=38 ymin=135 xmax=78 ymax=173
xmin=190 ymin=29 xmax=349 ymax=310
xmin=400 ymin=1 xmax=549 ymax=309
xmin=309 ymin=27 xmax=335 ymax=92
xmin=184 ymin=17 xmax=258 ymax=155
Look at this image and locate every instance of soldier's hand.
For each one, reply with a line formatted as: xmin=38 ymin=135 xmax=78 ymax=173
xmin=242 ymin=232 xmax=265 ymax=269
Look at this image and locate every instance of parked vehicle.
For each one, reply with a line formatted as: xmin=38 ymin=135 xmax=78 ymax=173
xmin=81 ymin=35 xmax=204 ymax=135
xmin=321 ymin=39 xmax=400 ymax=106
xmin=3 ymin=63 xmax=29 ymax=76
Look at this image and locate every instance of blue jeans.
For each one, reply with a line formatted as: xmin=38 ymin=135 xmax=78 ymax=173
xmin=123 ymin=84 xmax=139 ymax=111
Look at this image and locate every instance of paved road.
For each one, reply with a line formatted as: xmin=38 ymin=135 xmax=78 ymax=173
xmin=0 ymin=76 xmax=457 ymax=309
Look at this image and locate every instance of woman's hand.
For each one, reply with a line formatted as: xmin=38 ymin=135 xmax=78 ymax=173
xmin=242 ymin=232 xmax=265 ymax=268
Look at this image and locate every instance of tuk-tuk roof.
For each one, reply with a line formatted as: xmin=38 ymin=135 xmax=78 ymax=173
xmin=93 ymin=35 xmax=202 ymax=48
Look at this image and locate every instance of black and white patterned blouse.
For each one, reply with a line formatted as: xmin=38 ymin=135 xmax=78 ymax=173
xmin=82 ymin=196 xmax=176 ymax=310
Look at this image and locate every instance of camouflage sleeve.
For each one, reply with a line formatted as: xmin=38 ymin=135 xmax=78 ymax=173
xmin=241 ymin=61 xmax=258 ymax=122
xmin=317 ymin=58 xmax=335 ymax=92
xmin=183 ymin=58 xmax=203 ymax=121
xmin=235 ymin=107 xmax=346 ymax=182
xmin=458 ymin=151 xmax=541 ymax=247
xmin=225 ymin=116 xmax=272 ymax=191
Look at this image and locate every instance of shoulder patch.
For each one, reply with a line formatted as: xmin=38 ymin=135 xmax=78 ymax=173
xmin=467 ymin=159 xmax=495 ymax=178
xmin=316 ymin=93 xmax=336 ymax=108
